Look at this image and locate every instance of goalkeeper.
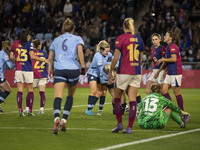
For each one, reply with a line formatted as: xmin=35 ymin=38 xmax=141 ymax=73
xmin=138 ymin=83 xmax=190 ymax=129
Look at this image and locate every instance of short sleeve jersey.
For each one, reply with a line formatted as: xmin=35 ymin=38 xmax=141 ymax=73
xmin=0 ymin=50 xmax=15 ymax=78
xmin=31 ymin=49 xmax=48 ymax=78
xmin=115 ymin=33 xmax=144 ymax=75
xmin=87 ymin=52 xmax=113 ymax=78
xmin=49 ymin=33 xmax=84 ymax=70
xmin=166 ymin=43 xmax=182 ymax=75
xmin=151 ymin=45 xmax=166 ymax=69
xmin=11 ymin=40 xmax=33 ymax=71
xmin=138 ymin=93 xmax=182 ymax=124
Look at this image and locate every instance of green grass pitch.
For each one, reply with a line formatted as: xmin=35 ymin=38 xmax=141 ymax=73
xmin=0 ymin=88 xmax=200 ymax=150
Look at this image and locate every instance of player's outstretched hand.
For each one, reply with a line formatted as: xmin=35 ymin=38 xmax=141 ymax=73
xmin=81 ymin=68 xmax=85 ymax=75
xmin=182 ymin=111 xmax=190 ymax=116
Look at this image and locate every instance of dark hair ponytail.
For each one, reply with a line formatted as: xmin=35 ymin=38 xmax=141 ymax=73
xmin=20 ymin=29 xmax=31 ymax=47
xmin=167 ymin=31 xmax=180 ymax=46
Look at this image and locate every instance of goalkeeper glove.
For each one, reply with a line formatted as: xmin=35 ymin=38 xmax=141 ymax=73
xmin=182 ymin=111 xmax=190 ymax=116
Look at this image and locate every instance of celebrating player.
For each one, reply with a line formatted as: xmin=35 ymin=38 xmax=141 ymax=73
xmin=108 ymin=17 xmax=144 ymax=134
xmin=10 ymin=29 xmax=48 ymax=117
xmin=138 ymin=83 xmax=190 ymax=129
xmin=31 ymin=39 xmax=48 ymax=114
xmin=145 ymin=33 xmax=166 ymax=94
xmin=85 ymin=40 xmax=112 ymax=116
xmin=48 ymin=18 xmax=85 ymax=134
xmin=0 ymin=41 xmax=15 ymax=113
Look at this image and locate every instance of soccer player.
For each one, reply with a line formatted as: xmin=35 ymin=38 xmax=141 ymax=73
xmin=48 ymin=18 xmax=85 ymax=134
xmin=10 ymin=29 xmax=48 ymax=117
xmin=155 ymin=31 xmax=185 ymax=114
xmin=31 ymin=39 xmax=48 ymax=114
xmin=145 ymin=33 xmax=166 ymax=94
xmin=0 ymin=41 xmax=15 ymax=113
xmin=108 ymin=17 xmax=144 ymax=134
xmin=85 ymin=40 xmax=112 ymax=116
xmin=138 ymin=83 xmax=190 ymax=129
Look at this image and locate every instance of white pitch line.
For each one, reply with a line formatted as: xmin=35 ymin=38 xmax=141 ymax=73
xmin=0 ymin=103 xmax=110 ymax=114
xmin=0 ymin=126 xmax=179 ymax=133
xmin=95 ymin=128 xmax=200 ymax=150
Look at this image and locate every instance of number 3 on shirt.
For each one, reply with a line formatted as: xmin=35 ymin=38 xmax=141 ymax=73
xmin=127 ymin=44 xmax=139 ymax=61
xmin=144 ymin=98 xmax=159 ymax=112
xmin=16 ymin=48 xmax=28 ymax=62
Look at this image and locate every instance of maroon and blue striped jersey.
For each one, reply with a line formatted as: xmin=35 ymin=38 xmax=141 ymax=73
xmin=31 ymin=49 xmax=48 ymax=79
xmin=115 ymin=33 xmax=144 ymax=75
xmin=11 ymin=40 xmax=33 ymax=71
xmin=151 ymin=45 xmax=166 ymax=69
xmin=166 ymin=43 xmax=182 ymax=75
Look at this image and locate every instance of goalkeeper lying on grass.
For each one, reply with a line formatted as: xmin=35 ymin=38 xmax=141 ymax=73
xmin=138 ymin=83 xmax=190 ymax=129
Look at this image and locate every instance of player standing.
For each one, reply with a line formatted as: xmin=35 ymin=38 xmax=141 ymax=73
xmin=48 ymin=18 xmax=85 ymax=134
xmin=145 ymin=33 xmax=166 ymax=94
xmin=108 ymin=17 xmax=144 ymax=134
xmin=10 ymin=29 xmax=48 ymax=116
xmin=155 ymin=31 xmax=185 ymax=116
xmin=31 ymin=39 xmax=48 ymax=114
xmin=85 ymin=40 xmax=112 ymax=116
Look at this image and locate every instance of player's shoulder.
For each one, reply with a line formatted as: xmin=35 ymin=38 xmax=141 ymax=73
xmin=169 ymin=43 xmax=178 ymax=49
xmin=12 ymin=40 xmax=20 ymax=46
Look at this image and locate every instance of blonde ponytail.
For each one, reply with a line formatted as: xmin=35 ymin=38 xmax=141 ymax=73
xmin=123 ymin=18 xmax=134 ymax=35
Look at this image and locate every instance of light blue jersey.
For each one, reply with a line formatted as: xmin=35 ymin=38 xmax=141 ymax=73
xmin=100 ymin=55 xmax=120 ymax=84
xmin=49 ymin=33 xmax=84 ymax=70
xmin=87 ymin=52 xmax=113 ymax=78
xmin=0 ymin=50 xmax=15 ymax=78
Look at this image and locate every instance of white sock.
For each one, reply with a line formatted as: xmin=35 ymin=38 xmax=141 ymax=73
xmin=61 ymin=119 xmax=67 ymax=123
xmin=26 ymin=107 xmax=29 ymax=111
xmin=54 ymin=117 xmax=60 ymax=123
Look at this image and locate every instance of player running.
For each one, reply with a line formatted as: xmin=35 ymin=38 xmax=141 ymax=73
xmin=0 ymin=41 xmax=15 ymax=113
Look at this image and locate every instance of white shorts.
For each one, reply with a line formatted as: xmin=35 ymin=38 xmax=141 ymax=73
xmin=33 ymin=78 xmax=47 ymax=88
xmin=116 ymin=74 xmax=141 ymax=90
xmin=15 ymin=71 xmax=33 ymax=83
xmin=164 ymin=74 xmax=182 ymax=87
xmin=148 ymin=69 xmax=165 ymax=84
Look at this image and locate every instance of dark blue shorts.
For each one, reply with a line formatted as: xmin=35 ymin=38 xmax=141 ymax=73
xmin=87 ymin=74 xmax=100 ymax=84
xmin=53 ymin=69 xmax=80 ymax=85
xmin=0 ymin=78 xmax=6 ymax=84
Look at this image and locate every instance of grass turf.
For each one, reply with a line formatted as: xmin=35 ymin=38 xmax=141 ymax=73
xmin=0 ymin=88 xmax=199 ymax=150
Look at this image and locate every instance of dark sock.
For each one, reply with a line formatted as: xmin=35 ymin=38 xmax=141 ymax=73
xmin=176 ymin=94 xmax=184 ymax=111
xmin=28 ymin=92 xmax=34 ymax=113
xmin=54 ymin=97 xmax=62 ymax=118
xmin=99 ymin=96 xmax=105 ymax=110
xmin=87 ymin=95 xmax=93 ymax=110
xmin=128 ymin=101 xmax=137 ymax=129
xmin=39 ymin=91 xmax=46 ymax=107
xmin=136 ymin=95 xmax=141 ymax=105
xmin=93 ymin=96 xmax=99 ymax=106
xmin=17 ymin=92 xmax=23 ymax=112
xmin=63 ymin=96 xmax=73 ymax=120
xmin=0 ymin=91 xmax=10 ymax=102
xmin=170 ymin=111 xmax=182 ymax=125
xmin=121 ymin=102 xmax=126 ymax=115
xmin=163 ymin=93 xmax=172 ymax=101
xmin=114 ymin=98 xmax=122 ymax=125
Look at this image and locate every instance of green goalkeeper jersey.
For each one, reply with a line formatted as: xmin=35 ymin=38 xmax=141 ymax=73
xmin=138 ymin=93 xmax=182 ymax=129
